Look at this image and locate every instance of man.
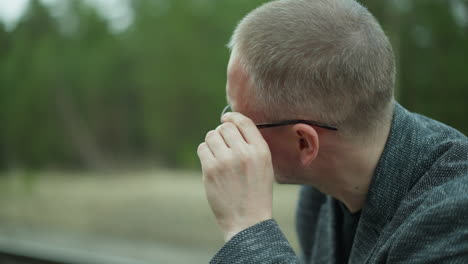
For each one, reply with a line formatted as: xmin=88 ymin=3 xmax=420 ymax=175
xmin=197 ymin=0 xmax=468 ymax=263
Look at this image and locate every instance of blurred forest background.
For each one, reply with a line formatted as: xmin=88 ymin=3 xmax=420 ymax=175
xmin=0 ymin=0 xmax=466 ymax=171
xmin=0 ymin=0 xmax=467 ymax=263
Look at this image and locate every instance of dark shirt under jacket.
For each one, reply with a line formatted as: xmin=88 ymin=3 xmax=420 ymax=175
xmin=210 ymin=101 xmax=468 ymax=264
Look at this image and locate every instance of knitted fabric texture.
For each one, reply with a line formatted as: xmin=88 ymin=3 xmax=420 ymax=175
xmin=210 ymin=101 xmax=468 ymax=264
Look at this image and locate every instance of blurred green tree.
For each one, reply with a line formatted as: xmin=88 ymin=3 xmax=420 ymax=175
xmin=0 ymin=0 xmax=466 ymax=171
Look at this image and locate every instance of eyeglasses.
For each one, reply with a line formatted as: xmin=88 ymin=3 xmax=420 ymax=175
xmin=221 ymin=105 xmax=338 ymax=131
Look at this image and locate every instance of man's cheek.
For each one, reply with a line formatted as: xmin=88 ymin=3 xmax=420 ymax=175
xmin=265 ymin=144 xmax=285 ymax=180
xmin=259 ymin=130 xmax=274 ymax=147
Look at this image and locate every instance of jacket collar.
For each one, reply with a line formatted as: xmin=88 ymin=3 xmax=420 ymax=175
xmin=349 ymin=101 xmax=426 ymax=263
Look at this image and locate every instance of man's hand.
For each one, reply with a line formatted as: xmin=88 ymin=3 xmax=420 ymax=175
xmin=197 ymin=112 xmax=274 ymax=242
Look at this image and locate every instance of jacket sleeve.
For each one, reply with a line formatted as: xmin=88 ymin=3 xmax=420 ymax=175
xmin=210 ymin=219 xmax=300 ymax=264
xmin=388 ymin=179 xmax=468 ymax=264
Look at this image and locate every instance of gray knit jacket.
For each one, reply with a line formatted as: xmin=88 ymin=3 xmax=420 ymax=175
xmin=210 ymin=102 xmax=468 ymax=263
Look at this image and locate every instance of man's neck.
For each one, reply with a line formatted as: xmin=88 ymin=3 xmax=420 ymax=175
xmin=309 ymin=124 xmax=391 ymax=213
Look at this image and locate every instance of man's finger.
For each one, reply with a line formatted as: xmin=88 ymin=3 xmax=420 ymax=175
xmin=222 ymin=112 xmax=265 ymax=146
xmin=197 ymin=142 xmax=214 ymax=163
xmin=197 ymin=142 xmax=218 ymax=179
xmin=216 ymin=122 xmax=246 ymax=149
xmin=205 ymin=130 xmax=230 ymax=157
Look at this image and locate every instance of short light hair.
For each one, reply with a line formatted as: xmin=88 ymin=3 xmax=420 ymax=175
xmin=228 ymin=0 xmax=395 ymax=139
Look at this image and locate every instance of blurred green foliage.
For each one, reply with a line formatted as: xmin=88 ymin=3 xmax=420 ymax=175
xmin=0 ymin=0 xmax=466 ymax=170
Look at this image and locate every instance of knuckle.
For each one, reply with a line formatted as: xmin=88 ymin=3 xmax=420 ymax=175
xmin=237 ymin=147 xmax=251 ymax=159
xmin=217 ymin=122 xmax=235 ymax=133
xmin=225 ymin=122 xmax=237 ymax=129
xmin=197 ymin=142 xmax=206 ymax=152
xmin=228 ymin=113 xmax=241 ymax=123
xmin=234 ymin=148 xmax=253 ymax=166
xmin=218 ymin=154 xmax=234 ymax=166
xmin=259 ymin=148 xmax=271 ymax=160
xmin=238 ymin=118 xmax=253 ymax=128
xmin=238 ymin=153 xmax=250 ymax=164
xmin=205 ymin=130 xmax=215 ymax=141
xmin=215 ymin=124 xmax=227 ymax=133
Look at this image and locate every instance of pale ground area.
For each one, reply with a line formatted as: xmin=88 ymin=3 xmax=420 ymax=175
xmin=0 ymin=170 xmax=300 ymax=263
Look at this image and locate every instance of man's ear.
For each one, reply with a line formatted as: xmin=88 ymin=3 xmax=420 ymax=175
xmin=292 ymin=124 xmax=319 ymax=167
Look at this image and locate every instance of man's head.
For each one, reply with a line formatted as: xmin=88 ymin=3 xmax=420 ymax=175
xmin=226 ymin=0 xmax=396 ymax=183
